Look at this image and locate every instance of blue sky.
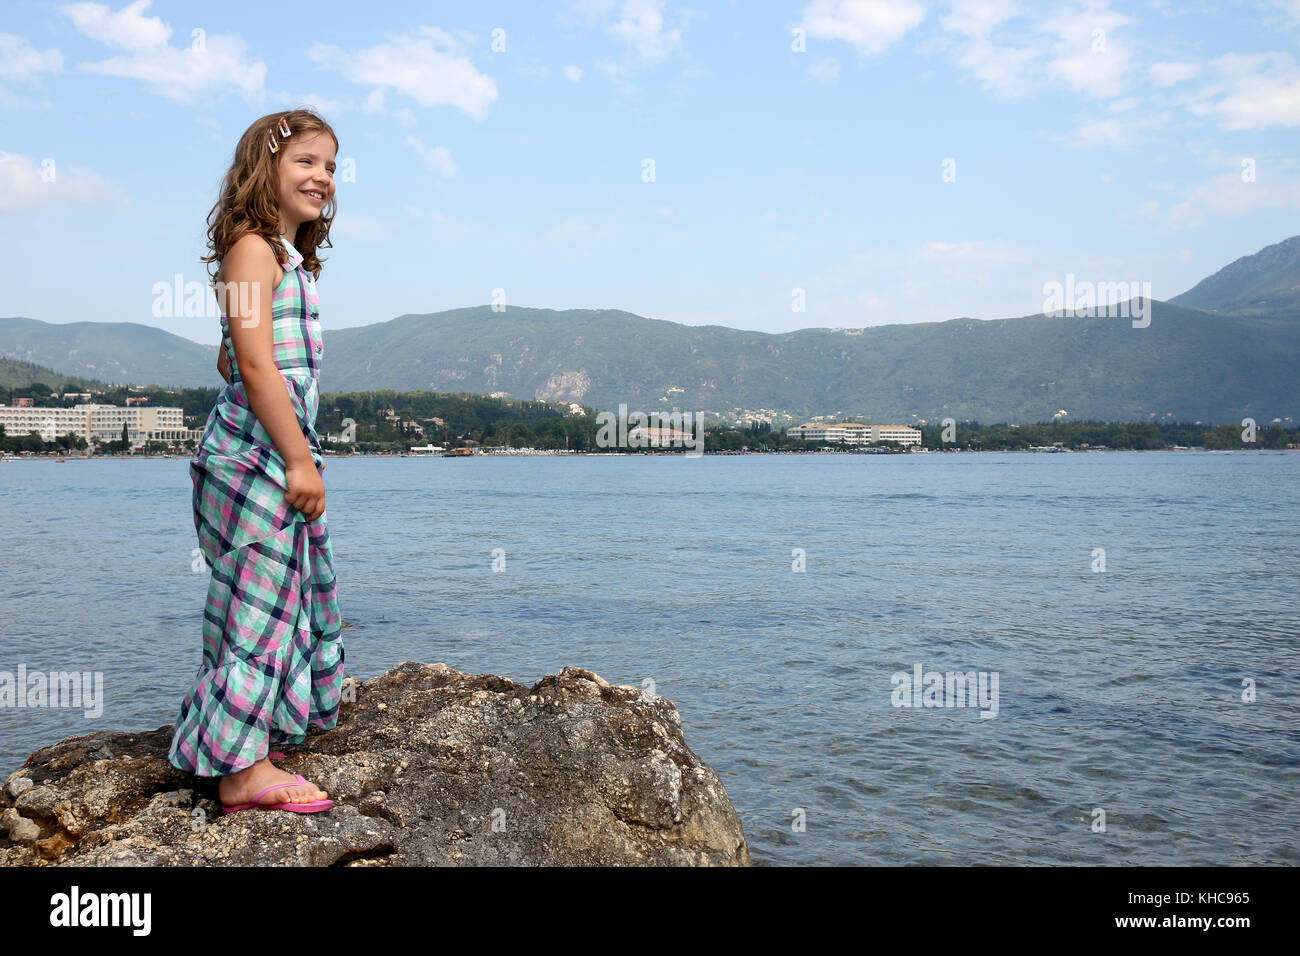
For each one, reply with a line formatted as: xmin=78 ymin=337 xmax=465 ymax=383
xmin=2 ymin=0 xmax=1298 ymax=345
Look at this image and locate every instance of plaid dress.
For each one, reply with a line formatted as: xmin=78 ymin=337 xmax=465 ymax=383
xmin=168 ymin=233 xmax=344 ymax=777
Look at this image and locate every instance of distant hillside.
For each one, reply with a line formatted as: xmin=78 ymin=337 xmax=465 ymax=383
xmin=312 ymin=301 xmax=1297 ymax=424
xmin=0 ymin=317 xmax=216 ymax=387
xmin=0 ymin=356 xmax=108 ymax=391
xmin=3 ymin=236 xmax=1298 ymax=424
xmin=1171 ymin=235 xmax=1300 ymax=317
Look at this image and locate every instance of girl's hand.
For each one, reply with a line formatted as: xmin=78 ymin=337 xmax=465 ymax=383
xmin=284 ymin=459 xmax=325 ymax=521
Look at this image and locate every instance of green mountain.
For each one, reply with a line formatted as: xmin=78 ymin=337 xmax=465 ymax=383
xmin=0 ymin=356 xmax=108 ymax=391
xmin=1170 ymin=235 xmax=1300 ymax=318
xmin=0 ymin=317 xmax=215 ymax=388
xmin=314 ymin=301 xmax=1295 ymax=424
xmin=3 ymin=237 xmax=1298 ymax=424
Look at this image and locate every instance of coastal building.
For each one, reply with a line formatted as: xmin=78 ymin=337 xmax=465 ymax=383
xmin=787 ymin=423 xmax=869 ymax=443
xmin=0 ymin=403 xmax=197 ymax=445
xmin=787 ymin=422 xmax=922 ymax=446
xmin=628 ymin=425 xmax=697 ymax=446
xmin=869 ymin=425 xmax=924 ymax=445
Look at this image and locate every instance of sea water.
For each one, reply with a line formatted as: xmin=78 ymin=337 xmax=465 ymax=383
xmin=1 ymin=451 xmax=1296 ymax=864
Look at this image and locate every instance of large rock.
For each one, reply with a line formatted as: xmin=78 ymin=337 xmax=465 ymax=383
xmin=0 ymin=662 xmax=751 ymax=866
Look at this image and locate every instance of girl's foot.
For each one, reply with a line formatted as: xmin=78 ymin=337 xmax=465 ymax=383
xmin=218 ymin=758 xmax=329 ymax=808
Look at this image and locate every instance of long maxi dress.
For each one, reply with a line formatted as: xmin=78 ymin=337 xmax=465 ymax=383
xmin=168 ymin=232 xmax=344 ymax=777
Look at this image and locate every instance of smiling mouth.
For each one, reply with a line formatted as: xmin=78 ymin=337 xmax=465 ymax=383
xmin=302 ymin=190 xmax=325 ymax=204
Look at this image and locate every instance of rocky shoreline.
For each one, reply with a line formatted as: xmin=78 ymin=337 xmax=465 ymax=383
xmin=0 ymin=662 xmax=751 ymax=866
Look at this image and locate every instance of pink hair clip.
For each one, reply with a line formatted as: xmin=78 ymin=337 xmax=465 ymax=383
xmin=267 ymin=115 xmax=292 ymax=153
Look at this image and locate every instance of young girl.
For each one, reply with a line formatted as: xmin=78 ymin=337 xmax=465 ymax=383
xmin=168 ymin=109 xmax=344 ymax=815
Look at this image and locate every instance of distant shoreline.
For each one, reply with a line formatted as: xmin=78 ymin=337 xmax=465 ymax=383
xmin=4 ymin=447 xmax=1294 ymax=462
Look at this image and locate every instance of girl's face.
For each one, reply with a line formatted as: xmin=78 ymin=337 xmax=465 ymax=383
xmin=276 ymin=129 xmax=337 ymax=236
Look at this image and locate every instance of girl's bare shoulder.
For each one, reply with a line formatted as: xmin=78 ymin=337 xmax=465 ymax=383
xmin=217 ymin=232 xmax=282 ymax=289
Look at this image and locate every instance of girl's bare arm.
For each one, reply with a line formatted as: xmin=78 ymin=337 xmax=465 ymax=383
xmin=218 ymin=235 xmax=313 ymax=468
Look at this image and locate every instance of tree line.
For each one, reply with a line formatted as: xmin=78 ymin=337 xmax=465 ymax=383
xmin=2 ymin=374 xmax=1294 ymax=454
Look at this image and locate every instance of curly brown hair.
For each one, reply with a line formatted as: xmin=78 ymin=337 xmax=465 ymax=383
xmin=202 ymin=108 xmax=339 ymax=284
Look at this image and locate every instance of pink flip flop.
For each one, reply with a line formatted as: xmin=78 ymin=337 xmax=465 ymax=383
xmin=221 ymin=773 xmax=334 ymax=815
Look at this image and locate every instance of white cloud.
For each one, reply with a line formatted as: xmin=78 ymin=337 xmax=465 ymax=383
xmin=0 ymin=150 xmax=122 ymax=211
xmin=936 ymin=4 xmax=1300 ymax=141
xmin=808 ymin=57 xmax=840 ymax=82
xmin=328 ymin=212 xmax=389 ymax=240
xmin=0 ymin=33 xmax=64 ymax=79
xmin=945 ymin=36 xmax=1040 ymax=99
xmin=1058 ymin=106 xmax=1169 ymax=148
xmin=1061 ymin=118 xmax=1129 ymax=148
xmin=65 ymin=2 xmax=266 ymax=105
xmin=1135 ymin=147 xmax=1300 ymax=230
xmin=270 ymin=91 xmax=343 ymax=118
xmin=940 ymin=0 xmax=1019 ymax=37
xmin=62 ymin=0 xmax=170 ymax=52
xmin=607 ymin=0 xmax=683 ymax=64
xmin=798 ymin=0 xmax=927 ymax=58
xmin=1039 ymin=3 xmax=1135 ymax=99
xmin=569 ymin=0 xmax=617 ymax=28
xmin=568 ymin=0 xmax=688 ymax=91
xmin=308 ymin=26 xmax=498 ymax=119
xmin=1275 ymin=0 xmax=1300 ymax=27
xmin=405 ymin=136 xmax=456 ymax=177
xmin=1186 ymin=52 xmax=1300 ymax=129
xmin=1150 ymin=61 xmax=1199 ymax=87
xmin=919 ymin=239 xmax=1035 ymax=267
xmin=938 ymin=0 xmax=1134 ymax=101
xmin=934 ymin=4 xmax=1300 ymax=146
xmin=1150 ymin=166 xmax=1300 ymax=230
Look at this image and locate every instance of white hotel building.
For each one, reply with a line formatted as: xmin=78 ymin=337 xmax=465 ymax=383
xmin=0 ymin=403 xmax=198 ymax=446
xmin=787 ymin=422 xmax=923 ymax=446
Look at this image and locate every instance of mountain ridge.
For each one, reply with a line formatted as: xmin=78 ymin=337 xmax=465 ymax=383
xmin=3 ymin=236 xmax=1298 ymax=424
xmin=1170 ymin=234 xmax=1300 ymax=317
